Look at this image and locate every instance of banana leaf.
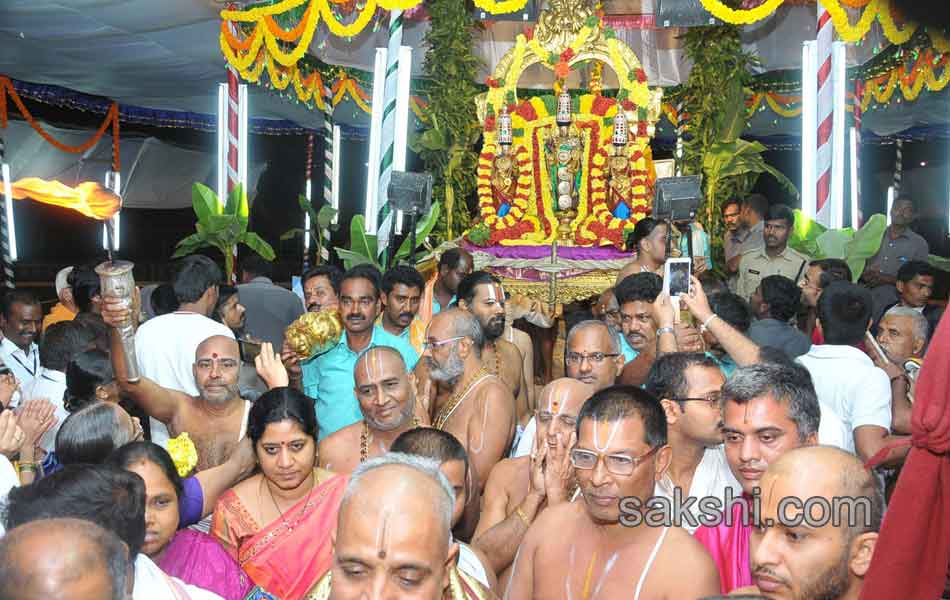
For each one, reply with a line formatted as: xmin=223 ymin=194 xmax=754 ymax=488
xmin=348 ymin=215 xmax=378 ymax=261
xmin=192 ymin=182 xmax=219 ymax=221
xmin=789 ymin=209 xmax=827 ymax=258
xmin=241 ymin=231 xmax=276 ymax=261
xmin=703 ymin=139 xmax=799 ymax=199
xmin=335 ymin=248 xmax=379 ymax=270
xmin=394 ymin=202 xmax=442 ymax=262
xmin=929 ymin=254 xmax=950 ymax=272
xmin=844 ymin=214 xmax=886 ymax=281
xmin=172 ymin=233 xmax=206 ymax=258
xmin=316 ymin=204 xmax=338 ymax=230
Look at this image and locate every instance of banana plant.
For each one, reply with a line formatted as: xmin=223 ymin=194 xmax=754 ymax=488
xmin=335 ymin=202 xmax=442 ymax=270
xmin=788 ymin=209 xmax=887 ymax=281
xmin=280 ymin=194 xmax=338 ymax=265
xmin=173 ymin=182 xmax=275 ymax=282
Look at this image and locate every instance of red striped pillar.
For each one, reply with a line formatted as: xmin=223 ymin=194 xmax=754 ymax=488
xmin=815 ymin=3 xmax=834 ymax=225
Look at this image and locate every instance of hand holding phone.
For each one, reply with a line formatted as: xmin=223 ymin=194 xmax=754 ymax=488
xmin=663 ymin=258 xmax=692 ymax=297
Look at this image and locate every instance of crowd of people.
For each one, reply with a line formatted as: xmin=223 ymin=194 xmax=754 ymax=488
xmin=0 ymin=193 xmax=946 ymax=600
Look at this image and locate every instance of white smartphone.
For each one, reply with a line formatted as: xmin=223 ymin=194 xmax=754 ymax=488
xmin=663 ymin=257 xmax=692 ymax=297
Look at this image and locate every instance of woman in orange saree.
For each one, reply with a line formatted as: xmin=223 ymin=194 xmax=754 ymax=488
xmin=211 ymin=387 xmax=347 ymax=600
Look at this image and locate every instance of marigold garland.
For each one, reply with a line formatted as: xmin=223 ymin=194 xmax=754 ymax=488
xmin=472 ymin=0 xmax=530 ymax=15
xmin=475 ymin=143 xmax=539 ymax=243
xmin=0 ymin=77 xmax=120 ymax=161
xmin=860 ymin=49 xmax=950 ymax=110
xmin=697 ymin=0 xmax=786 ymax=25
xmin=166 ymin=433 xmax=199 ymax=477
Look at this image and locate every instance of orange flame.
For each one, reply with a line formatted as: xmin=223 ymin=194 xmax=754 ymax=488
xmin=11 ymin=178 xmax=121 ymax=220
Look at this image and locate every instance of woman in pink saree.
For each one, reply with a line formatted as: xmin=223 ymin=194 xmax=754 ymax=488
xmin=108 ymin=441 xmax=255 ymax=600
xmin=211 ymin=388 xmax=347 ymax=600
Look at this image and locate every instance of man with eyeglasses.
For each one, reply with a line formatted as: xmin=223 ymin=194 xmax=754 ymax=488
xmin=645 ymin=353 xmax=740 ymax=534
xmin=298 ymin=265 xmax=420 ymax=440
xmin=797 ymin=258 xmax=852 ymax=344
xmin=512 ymin=319 xmax=623 ymax=459
xmin=106 ymin=332 xmax=252 ymax=472
xmin=507 ymin=384 xmax=721 ymax=599
xmin=472 ymin=377 xmax=594 ymax=584
xmin=693 ymin=363 xmax=821 ymax=594
xmin=424 ymin=307 xmax=514 ymax=490
xmin=593 ymin=288 xmax=637 ymax=363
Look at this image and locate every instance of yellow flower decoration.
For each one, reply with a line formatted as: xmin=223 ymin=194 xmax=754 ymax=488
xmin=473 ymin=0 xmax=529 ymax=15
xmin=167 ymin=433 xmax=199 ymax=478
xmin=697 ymin=0 xmax=786 ymax=25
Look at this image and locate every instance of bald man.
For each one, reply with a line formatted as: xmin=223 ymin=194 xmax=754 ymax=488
xmin=110 ymin=332 xmax=256 ymax=470
xmin=310 ymin=453 xmax=491 ymax=599
xmin=0 ymin=517 xmax=131 ymax=600
xmin=734 ymin=446 xmax=883 ymax=600
xmin=424 ymin=308 xmax=515 ymax=490
xmin=472 ymin=378 xmax=593 ymax=582
xmin=512 ymin=320 xmax=622 ymax=459
xmin=318 ymin=347 xmax=428 ymax=474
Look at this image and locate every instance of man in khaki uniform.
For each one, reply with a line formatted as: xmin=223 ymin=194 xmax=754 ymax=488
xmin=736 ymin=203 xmax=809 ymax=301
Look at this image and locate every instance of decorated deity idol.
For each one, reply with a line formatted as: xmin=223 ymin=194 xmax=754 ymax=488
xmin=607 ymin=110 xmax=633 ymax=220
xmin=544 ymin=89 xmax=583 ymax=212
xmin=490 ymin=105 xmax=517 ymax=217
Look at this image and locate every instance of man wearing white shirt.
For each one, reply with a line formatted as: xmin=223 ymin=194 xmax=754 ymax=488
xmin=797 ymin=281 xmax=909 ymax=465
xmin=0 ymin=290 xmax=42 ymax=403
xmin=20 ymin=321 xmax=97 ymax=454
xmin=126 ymin=256 xmax=234 ymax=446
xmin=645 ymin=352 xmax=740 ymax=534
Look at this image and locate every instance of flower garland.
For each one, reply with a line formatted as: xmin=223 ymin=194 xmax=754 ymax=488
xmin=697 ymin=0 xmax=786 ymax=25
xmin=861 ymin=49 xmax=950 ymax=110
xmin=0 ymin=77 xmax=120 ymax=159
xmin=220 ymin=0 xmax=424 ymax=94
xmin=697 ymin=0 xmax=950 ymax=53
xmin=474 ymin=143 xmax=537 ymax=243
xmin=580 ymin=145 xmax=652 ymax=247
xmin=472 ymin=0 xmax=529 ymax=15
xmin=166 ymin=433 xmax=199 ymax=477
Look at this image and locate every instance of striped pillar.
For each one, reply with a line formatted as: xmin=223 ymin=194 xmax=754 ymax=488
xmin=893 ymin=139 xmax=903 ymax=193
xmin=375 ymin=9 xmax=403 ymax=261
xmin=815 ymin=3 xmax=834 ymax=224
xmin=851 ymin=79 xmax=863 ymax=228
xmin=0 ymin=135 xmax=14 ymax=288
xmin=322 ymin=79 xmax=334 ymax=264
xmin=226 ymin=10 xmax=241 ymax=195
xmin=303 ymin=133 xmax=315 ymax=271
xmin=674 ymin=99 xmax=685 ymax=176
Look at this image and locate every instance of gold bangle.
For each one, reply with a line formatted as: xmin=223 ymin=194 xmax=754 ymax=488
xmin=515 ymin=507 xmax=531 ymax=528
xmin=18 ymin=463 xmax=37 ymax=473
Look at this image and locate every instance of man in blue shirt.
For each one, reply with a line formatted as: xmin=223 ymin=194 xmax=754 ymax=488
xmin=301 ymin=265 xmax=419 ymax=439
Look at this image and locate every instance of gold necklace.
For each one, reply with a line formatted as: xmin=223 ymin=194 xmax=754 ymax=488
xmin=360 ymin=416 xmax=422 ymax=463
xmin=434 ymin=368 xmax=489 ymax=430
xmin=262 ymin=472 xmax=315 ymax=533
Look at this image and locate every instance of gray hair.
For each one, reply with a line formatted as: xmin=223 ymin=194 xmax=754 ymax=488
xmin=344 ymin=452 xmax=455 ymax=541
xmin=566 ymin=320 xmax=621 ymax=355
xmin=883 ymin=305 xmax=929 ymax=342
xmin=448 ymin=309 xmax=485 ymax=358
xmin=722 ymin=363 xmax=820 ymax=442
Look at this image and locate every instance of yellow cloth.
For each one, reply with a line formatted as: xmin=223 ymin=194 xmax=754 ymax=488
xmin=42 ymin=302 xmax=76 ymax=331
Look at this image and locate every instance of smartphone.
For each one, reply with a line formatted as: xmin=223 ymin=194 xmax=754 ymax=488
xmin=663 ymin=258 xmax=692 ymax=297
xmin=865 ymin=331 xmax=891 ymax=366
xmin=239 ymin=339 xmax=263 ymax=364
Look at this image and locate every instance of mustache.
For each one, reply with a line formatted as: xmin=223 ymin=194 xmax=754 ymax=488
xmin=398 ymin=312 xmax=414 ymax=320
xmin=753 ymin=565 xmax=787 ymax=584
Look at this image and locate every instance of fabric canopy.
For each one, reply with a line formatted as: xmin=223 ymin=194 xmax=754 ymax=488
xmin=1 ymin=120 xmax=266 ymax=210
